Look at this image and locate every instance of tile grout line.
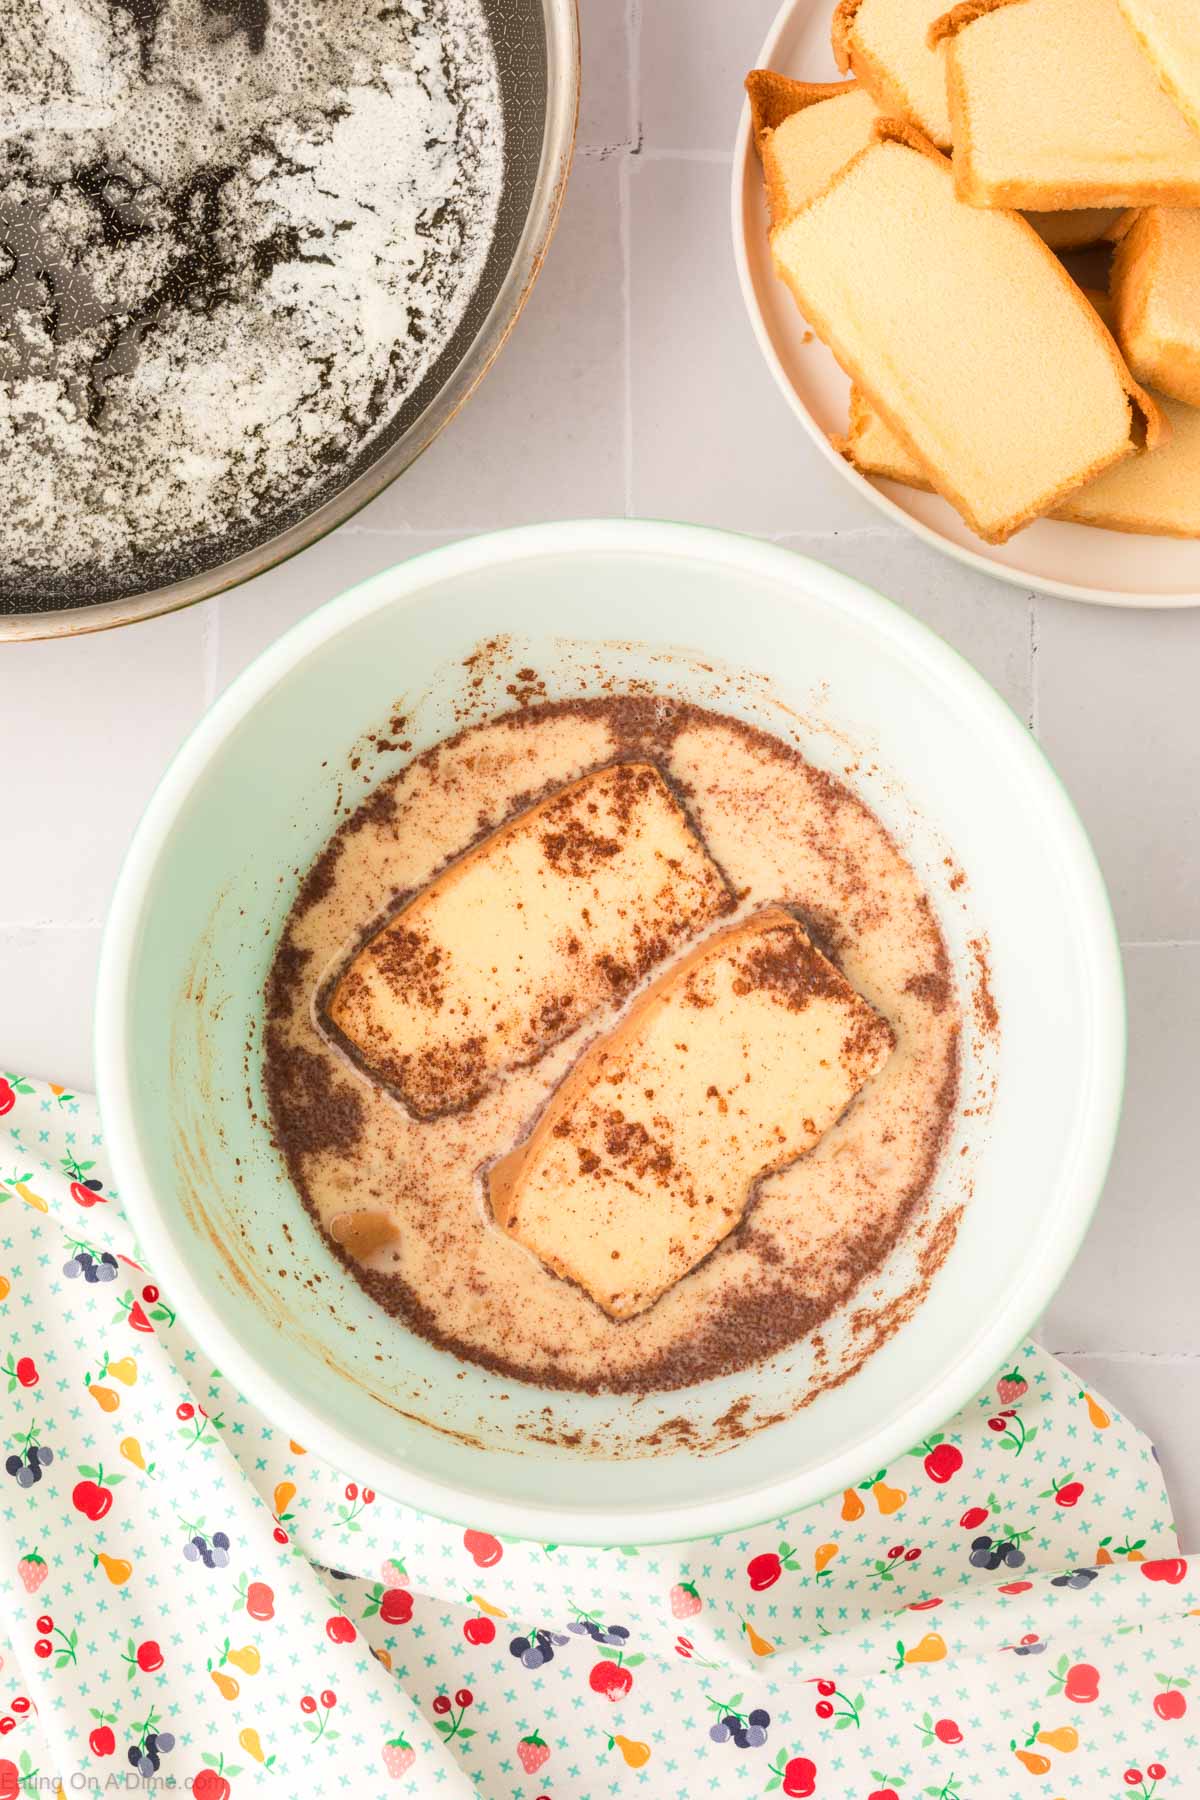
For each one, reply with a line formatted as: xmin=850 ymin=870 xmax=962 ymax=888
xmin=627 ymin=0 xmax=643 ymax=152
xmin=0 ymin=921 xmax=105 ymax=932
xmin=1051 ymin=1349 xmax=1200 ymax=1364
xmin=339 ymin=524 xmax=914 ymax=543
xmin=344 ymin=524 xmax=479 ymax=539
xmin=1120 ymin=939 xmax=1200 ymax=949
xmin=636 ymin=146 xmax=732 ymax=163
xmin=767 ymin=528 xmax=908 ymax=543
xmin=576 ymin=143 xmax=639 ymax=160
xmin=621 ymin=0 xmax=640 ymax=519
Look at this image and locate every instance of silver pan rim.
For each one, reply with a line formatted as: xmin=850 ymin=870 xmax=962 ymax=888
xmin=1 ymin=0 xmax=580 ymax=643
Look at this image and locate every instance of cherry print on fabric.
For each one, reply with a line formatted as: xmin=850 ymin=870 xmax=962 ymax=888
xmin=0 ymin=1075 xmax=1193 ymax=1797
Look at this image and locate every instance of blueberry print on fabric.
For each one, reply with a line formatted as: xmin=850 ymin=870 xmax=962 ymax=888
xmin=0 ymin=1075 xmax=1197 ymax=1798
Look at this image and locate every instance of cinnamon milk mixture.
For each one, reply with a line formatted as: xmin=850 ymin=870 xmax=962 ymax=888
xmin=264 ymin=697 xmax=960 ymax=1393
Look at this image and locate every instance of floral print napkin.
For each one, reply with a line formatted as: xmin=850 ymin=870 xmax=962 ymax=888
xmin=0 ymin=1072 xmax=1196 ymax=1799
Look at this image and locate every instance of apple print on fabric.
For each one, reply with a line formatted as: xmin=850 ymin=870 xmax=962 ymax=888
xmin=0 ymin=1073 xmax=1195 ymax=1798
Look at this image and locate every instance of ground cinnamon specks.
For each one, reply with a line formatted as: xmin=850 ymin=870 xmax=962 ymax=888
xmin=372 ymin=929 xmax=446 ymax=1013
xmin=263 ymin=692 xmax=965 ymax=1398
xmin=968 ymin=936 xmax=1000 ymax=1036
xmin=741 ymin=928 xmax=850 ymax=1012
xmin=263 ymin=1038 xmax=362 ymax=1162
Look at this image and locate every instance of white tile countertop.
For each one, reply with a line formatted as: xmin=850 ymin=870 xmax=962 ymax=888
xmin=2 ymin=1 xmax=1198 ymax=1544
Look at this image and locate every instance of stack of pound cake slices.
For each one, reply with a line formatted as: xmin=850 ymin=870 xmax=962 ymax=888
xmin=748 ymin=0 xmax=1200 ymax=542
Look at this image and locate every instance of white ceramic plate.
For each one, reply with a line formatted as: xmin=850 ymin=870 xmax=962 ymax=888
xmin=732 ymin=0 xmax=1200 ymax=609
xmin=96 ymin=521 xmax=1124 ymax=1543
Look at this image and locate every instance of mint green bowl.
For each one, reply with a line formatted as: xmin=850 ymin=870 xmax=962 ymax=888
xmin=95 ymin=521 xmax=1124 ymax=1543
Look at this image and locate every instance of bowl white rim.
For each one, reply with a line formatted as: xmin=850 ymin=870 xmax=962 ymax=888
xmin=730 ymin=0 xmax=1200 ymax=612
xmin=95 ymin=519 xmax=1126 ymax=1543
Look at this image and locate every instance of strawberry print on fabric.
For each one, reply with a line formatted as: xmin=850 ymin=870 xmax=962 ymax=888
xmin=0 ymin=1074 xmax=1194 ymax=1798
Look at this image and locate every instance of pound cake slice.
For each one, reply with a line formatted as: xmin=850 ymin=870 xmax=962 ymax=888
xmin=837 ymin=386 xmax=931 ymax=488
xmin=489 ymin=908 xmax=894 ymax=1320
xmin=746 ymin=68 xmax=1122 ymax=248
xmin=746 ymin=71 xmax=880 ymax=225
xmin=1115 ymin=0 xmax=1200 ymax=137
xmin=770 ymin=125 xmax=1164 ymax=542
xmin=848 ymin=379 xmax=1200 ymax=537
xmin=936 ymin=0 xmax=1200 ymax=209
xmin=845 ymin=295 xmax=1200 ymax=537
xmin=1112 ymin=207 xmax=1200 ymax=408
xmin=1052 ymin=393 xmax=1200 ymax=535
xmin=833 ymin=0 xmax=954 ymax=146
xmin=325 ymin=762 xmax=733 ymax=1117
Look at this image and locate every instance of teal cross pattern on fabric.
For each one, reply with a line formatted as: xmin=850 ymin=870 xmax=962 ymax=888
xmin=0 ymin=1075 xmax=1196 ymax=1797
